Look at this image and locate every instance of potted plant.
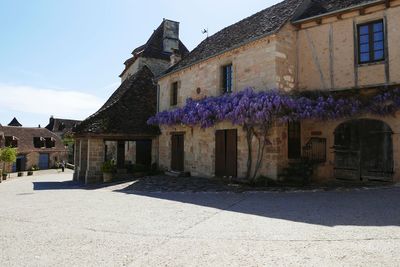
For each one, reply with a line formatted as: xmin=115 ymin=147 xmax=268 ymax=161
xmin=0 ymin=147 xmax=17 ymax=180
xmin=2 ymin=172 xmax=8 ymax=180
xmin=27 ymin=165 xmax=38 ymax=176
xmin=18 ymin=172 xmax=24 ymax=177
xmin=101 ymin=160 xmax=116 ymax=183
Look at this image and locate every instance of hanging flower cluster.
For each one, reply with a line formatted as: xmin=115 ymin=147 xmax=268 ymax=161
xmin=148 ymin=88 xmax=400 ymax=128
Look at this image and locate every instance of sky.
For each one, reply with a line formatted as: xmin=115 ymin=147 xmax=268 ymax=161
xmin=0 ymin=0 xmax=281 ymax=127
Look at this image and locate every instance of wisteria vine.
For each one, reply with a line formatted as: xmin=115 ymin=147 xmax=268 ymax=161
xmin=148 ymin=88 xmax=400 ymax=180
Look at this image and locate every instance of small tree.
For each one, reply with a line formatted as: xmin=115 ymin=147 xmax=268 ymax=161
xmin=0 ymin=147 xmax=17 ymax=176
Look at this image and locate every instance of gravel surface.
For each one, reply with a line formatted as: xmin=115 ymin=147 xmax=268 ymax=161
xmin=1 ymin=171 xmax=400 ymax=266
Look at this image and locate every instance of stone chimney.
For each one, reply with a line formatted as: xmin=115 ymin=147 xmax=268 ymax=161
xmin=163 ymin=19 xmax=180 ymax=53
xmin=170 ymin=49 xmax=182 ymax=66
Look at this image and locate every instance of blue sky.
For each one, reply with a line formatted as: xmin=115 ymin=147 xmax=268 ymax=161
xmin=0 ymin=0 xmax=280 ymax=127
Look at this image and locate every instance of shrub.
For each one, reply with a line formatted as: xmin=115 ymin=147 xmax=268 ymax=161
xmin=101 ymin=160 xmax=116 ymax=173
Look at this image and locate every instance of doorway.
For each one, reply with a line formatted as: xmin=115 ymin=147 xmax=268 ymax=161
xmin=171 ymin=134 xmax=184 ymax=172
xmin=215 ymin=129 xmax=237 ymax=177
xmin=334 ymin=119 xmax=393 ymax=181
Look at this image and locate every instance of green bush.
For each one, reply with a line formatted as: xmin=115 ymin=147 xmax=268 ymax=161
xmin=101 ymin=160 xmax=116 ymax=173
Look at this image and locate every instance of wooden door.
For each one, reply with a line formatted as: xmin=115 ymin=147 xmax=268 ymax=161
xmin=136 ymin=140 xmax=152 ymax=167
xmin=334 ymin=120 xmax=393 ymax=181
xmin=288 ymin=122 xmax=301 ymax=159
xmin=215 ymin=129 xmax=237 ymax=177
xmin=359 ymin=120 xmax=393 ymax=181
xmin=171 ymin=134 xmax=184 ymax=171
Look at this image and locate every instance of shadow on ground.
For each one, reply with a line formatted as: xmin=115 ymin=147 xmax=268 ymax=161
xmin=33 ymin=176 xmax=400 ymax=227
xmin=116 ymin=176 xmax=400 ymax=227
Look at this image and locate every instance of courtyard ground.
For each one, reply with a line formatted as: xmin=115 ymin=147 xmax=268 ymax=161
xmin=0 ymin=171 xmax=400 ymax=266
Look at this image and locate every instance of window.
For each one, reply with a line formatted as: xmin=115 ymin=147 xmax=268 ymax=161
xmin=222 ymin=64 xmax=233 ymax=93
xmin=357 ymin=20 xmax=385 ymax=64
xmin=33 ymin=137 xmax=45 ymax=148
xmin=171 ymin=82 xmax=178 ymax=106
xmin=45 ymin=137 xmax=56 ymax=148
xmin=5 ymin=136 xmax=18 ymax=148
xmin=288 ymin=122 xmax=301 ymax=159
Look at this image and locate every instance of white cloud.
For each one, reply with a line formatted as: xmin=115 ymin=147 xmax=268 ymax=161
xmin=0 ymin=84 xmax=104 ymax=120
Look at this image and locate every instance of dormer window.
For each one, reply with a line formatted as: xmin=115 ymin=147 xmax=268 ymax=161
xmin=5 ymin=136 xmax=18 ymax=148
xmin=222 ymin=64 xmax=233 ymax=94
xmin=34 ymin=137 xmax=45 ymax=148
xmin=45 ymin=137 xmax=56 ymax=148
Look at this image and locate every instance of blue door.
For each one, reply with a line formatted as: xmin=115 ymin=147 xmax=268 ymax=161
xmin=39 ymin=154 xmax=49 ymax=170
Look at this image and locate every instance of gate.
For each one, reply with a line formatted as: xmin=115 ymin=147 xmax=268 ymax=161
xmin=334 ymin=119 xmax=393 ymax=181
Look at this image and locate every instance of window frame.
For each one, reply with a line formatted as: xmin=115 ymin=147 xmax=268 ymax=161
xmin=170 ymin=81 xmax=179 ymax=107
xmin=222 ymin=64 xmax=233 ymax=94
xmin=357 ymin=19 xmax=385 ymax=65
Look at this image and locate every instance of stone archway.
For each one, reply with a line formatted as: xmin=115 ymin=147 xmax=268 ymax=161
xmin=334 ymin=119 xmax=394 ymax=181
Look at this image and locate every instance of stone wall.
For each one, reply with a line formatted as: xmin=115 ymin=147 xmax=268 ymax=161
xmin=158 ymin=35 xmax=286 ymax=112
xmin=302 ymin=113 xmax=400 ymax=183
xmin=121 ymin=57 xmax=170 ymax=82
xmin=159 ymin=122 xmax=288 ymax=179
xmin=85 ymin=138 xmax=105 ymax=184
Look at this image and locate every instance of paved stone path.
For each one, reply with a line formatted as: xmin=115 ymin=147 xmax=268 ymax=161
xmin=1 ymin=171 xmax=400 ymax=266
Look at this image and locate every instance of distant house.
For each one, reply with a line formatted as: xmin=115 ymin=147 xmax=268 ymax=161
xmin=46 ymin=117 xmax=81 ymax=163
xmin=0 ymin=119 xmax=67 ymax=173
xmin=45 ymin=116 xmax=81 ymax=139
xmin=73 ymin=19 xmax=188 ymax=184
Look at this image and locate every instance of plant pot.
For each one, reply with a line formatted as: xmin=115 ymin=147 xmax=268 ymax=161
xmin=18 ymin=172 xmax=24 ymax=177
xmin=2 ymin=174 xmax=7 ymax=180
xmin=27 ymin=171 xmax=34 ymax=176
xmin=103 ymin=173 xmax=113 ymax=183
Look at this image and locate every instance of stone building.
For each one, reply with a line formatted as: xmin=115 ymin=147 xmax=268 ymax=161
xmin=157 ymin=0 xmax=400 ymax=182
xmin=73 ymin=19 xmax=188 ymax=184
xmin=45 ymin=117 xmax=81 ymax=163
xmin=0 ymin=121 xmax=67 ymax=173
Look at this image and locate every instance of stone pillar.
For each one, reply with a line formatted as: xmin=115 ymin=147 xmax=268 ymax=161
xmin=79 ymin=139 xmax=88 ymax=182
xmin=73 ymin=139 xmax=81 ymax=181
xmin=85 ymin=138 xmax=105 ymax=184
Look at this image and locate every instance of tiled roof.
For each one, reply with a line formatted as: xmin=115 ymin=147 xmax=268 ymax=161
xmin=75 ymin=66 xmax=160 ymax=136
xmin=45 ymin=118 xmax=81 ymax=137
xmin=0 ymin=126 xmax=66 ymax=154
xmin=120 ymin=20 xmax=189 ymax=77
xmin=164 ymin=0 xmax=305 ymax=76
xmin=8 ymin=117 xmax=22 ymax=127
xmin=294 ymin=0 xmax=380 ymax=21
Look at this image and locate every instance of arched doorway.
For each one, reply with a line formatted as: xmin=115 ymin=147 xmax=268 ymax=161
xmin=334 ymin=119 xmax=394 ymax=181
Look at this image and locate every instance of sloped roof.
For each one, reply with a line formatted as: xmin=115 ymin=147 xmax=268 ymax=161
xmin=294 ymin=0 xmax=380 ymax=21
xmin=120 ymin=20 xmax=189 ymax=78
xmin=0 ymin=126 xmax=66 ymax=154
xmin=45 ymin=118 xmax=81 ymax=136
xmin=75 ymin=66 xmax=160 ymax=136
xmin=8 ymin=117 xmax=22 ymax=127
xmin=164 ymin=0 xmax=305 ymax=76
